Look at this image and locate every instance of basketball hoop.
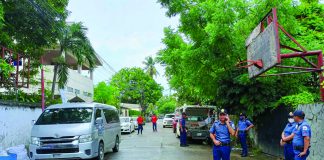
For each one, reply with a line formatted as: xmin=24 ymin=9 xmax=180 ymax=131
xmin=240 ymin=8 xmax=324 ymax=101
xmin=237 ymin=60 xmax=263 ymax=69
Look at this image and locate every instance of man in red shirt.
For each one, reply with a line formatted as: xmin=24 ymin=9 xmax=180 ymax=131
xmin=137 ymin=115 xmax=144 ymax=135
xmin=151 ymin=114 xmax=158 ymax=132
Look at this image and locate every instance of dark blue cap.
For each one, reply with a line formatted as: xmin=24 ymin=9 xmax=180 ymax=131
xmin=293 ymin=110 xmax=305 ymax=118
xmin=219 ymin=109 xmax=227 ymax=114
xmin=288 ymin=112 xmax=294 ymax=118
xmin=239 ymin=112 xmax=246 ymax=117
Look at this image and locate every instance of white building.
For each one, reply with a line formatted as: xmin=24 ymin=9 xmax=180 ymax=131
xmin=0 ymin=48 xmax=102 ymax=102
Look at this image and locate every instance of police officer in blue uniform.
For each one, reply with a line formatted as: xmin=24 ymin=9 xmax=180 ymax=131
xmin=180 ymin=112 xmax=189 ymax=147
xmin=210 ymin=109 xmax=235 ymax=160
xmin=280 ymin=112 xmax=296 ymax=160
xmin=235 ymin=112 xmax=254 ymax=157
xmin=282 ymin=110 xmax=311 ymax=160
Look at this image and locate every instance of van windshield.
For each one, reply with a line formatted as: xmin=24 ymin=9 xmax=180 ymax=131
xmin=35 ymin=108 xmax=93 ymax=125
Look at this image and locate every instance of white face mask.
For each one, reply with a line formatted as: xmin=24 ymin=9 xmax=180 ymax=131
xmin=288 ymin=118 xmax=294 ymax=123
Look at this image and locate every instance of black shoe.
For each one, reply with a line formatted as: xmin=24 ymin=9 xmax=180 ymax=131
xmin=184 ymin=144 xmax=189 ymax=147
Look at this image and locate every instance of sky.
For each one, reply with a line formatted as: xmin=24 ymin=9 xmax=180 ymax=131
xmin=67 ymin=0 xmax=179 ymax=94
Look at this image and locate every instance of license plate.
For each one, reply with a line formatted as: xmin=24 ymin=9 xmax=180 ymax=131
xmin=197 ymin=133 xmax=202 ymax=136
xmin=53 ymin=154 xmax=61 ymax=158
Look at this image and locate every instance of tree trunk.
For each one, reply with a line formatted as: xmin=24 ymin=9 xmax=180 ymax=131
xmin=51 ymin=64 xmax=58 ymax=100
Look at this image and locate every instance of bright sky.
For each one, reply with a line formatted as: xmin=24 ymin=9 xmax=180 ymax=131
xmin=67 ymin=0 xmax=179 ymax=94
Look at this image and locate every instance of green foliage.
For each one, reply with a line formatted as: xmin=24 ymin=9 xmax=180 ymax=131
xmin=129 ymin=110 xmax=141 ymax=116
xmin=94 ymin=82 xmax=120 ymax=108
xmin=0 ymin=0 xmax=68 ymax=53
xmin=0 ymin=59 xmax=14 ymax=78
xmin=157 ymin=0 xmax=323 ymax=115
xmin=143 ymin=56 xmax=158 ymax=78
xmin=52 ymin=22 xmax=97 ymax=97
xmin=156 ymin=96 xmax=177 ymax=114
xmin=278 ymin=91 xmax=315 ymax=108
xmin=110 ymin=67 xmax=163 ymax=113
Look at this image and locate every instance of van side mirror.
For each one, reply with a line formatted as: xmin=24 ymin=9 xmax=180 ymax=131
xmin=95 ymin=117 xmax=103 ymax=125
xmin=31 ymin=120 xmax=36 ymax=125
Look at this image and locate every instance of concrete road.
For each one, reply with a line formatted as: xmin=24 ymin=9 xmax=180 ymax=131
xmin=106 ymin=122 xmax=212 ymax=160
xmin=105 ymin=122 xmax=276 ymax=160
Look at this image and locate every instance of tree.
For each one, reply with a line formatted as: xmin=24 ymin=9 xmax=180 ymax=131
xmin=143 ymin=56 xmax=158 ymax=78
xmin=0 ymin=0 xmax=68 ymax=55
xmin=51 ymin=22 xmax=97 ymax=99
xmin=157 ymin=0 xmax=324 ymax=115
xmin=110 ymin=67 xmax=163 ymax=113
xmin=156 ymin=96 xmax=177 ymax=114
xmin=93 ymin=82 xmax=120 ymax=108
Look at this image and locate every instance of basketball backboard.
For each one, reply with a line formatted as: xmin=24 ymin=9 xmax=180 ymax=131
xmin=245 ymin=9 xmax=280 ymax=78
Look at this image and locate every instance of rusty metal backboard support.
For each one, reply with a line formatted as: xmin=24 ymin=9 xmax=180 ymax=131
xmin=247 ymin=22 xmax=280 ymax=78
xmin=242 ymin=8 xmax=324 ymax=101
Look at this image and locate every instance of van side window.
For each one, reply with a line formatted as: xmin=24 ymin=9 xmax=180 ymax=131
xmin=103 ymin=109 xmax=113 ymax=123
xmin=95 ymin=108 xmax=102 ymax=120
xmin=112 ymin=110 xmax=120 ymax=123
xmin=103 ymin=109 xmax=119 ymax=123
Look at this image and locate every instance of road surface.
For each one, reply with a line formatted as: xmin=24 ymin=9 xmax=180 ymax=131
xmin=105 ymin=122 xmax=277 ymax=160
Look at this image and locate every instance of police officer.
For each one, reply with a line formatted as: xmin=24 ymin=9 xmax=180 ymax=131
xmin=280 ymin=112 xmax=296 ymax=160
xmin=282 ymin=110 xmax=311 ymax=160
xmin=210 ymin=109 xmax=235 ymax=160
xmin=235 ymin=112 xmax=254 ymax=157
xmin=180 ymin=112 xmax=189 ymax=147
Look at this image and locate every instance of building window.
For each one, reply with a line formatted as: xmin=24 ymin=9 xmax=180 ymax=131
xmin=67 ymin=87 xmax=73 ymax=93
xmin=83 ymin=91 xmax=88 ymax=96
xmin=88 ymin=93 xmax=92 ymax=97
xmin=75 ymin=89 xmax=80 ymax=94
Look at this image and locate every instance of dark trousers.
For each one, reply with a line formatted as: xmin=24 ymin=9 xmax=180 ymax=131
xmin=138 ymin=124 xmax=143 ymax=134
xmin=152 ymin=122 xmax=157 ymax=131
xmin=294 ymin=149 xmax=309 ymax=160
xmin=283 ymin=143 xmax=294 ymax=160
xmin=238 ymin=133 xmax=248 ymax=155
xmin=180 ymin=130 xmax=187 ymax=145
xmin=213 ymin=145 xmax=231 ymax=160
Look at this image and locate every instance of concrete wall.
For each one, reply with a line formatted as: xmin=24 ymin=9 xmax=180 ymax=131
xmin=297 ymin=103 xmax=324 ymax=160
xmin=0 ymin=105 xmax=42 ymax=149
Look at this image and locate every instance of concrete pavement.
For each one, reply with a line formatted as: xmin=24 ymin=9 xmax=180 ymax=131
xmin=105 ymin=122 xmax=276 ymax=160
xmin=106 ymin=121 xmax=212 ymax=160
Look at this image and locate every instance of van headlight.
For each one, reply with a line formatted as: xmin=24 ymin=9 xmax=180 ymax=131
xmin=31 ymin=137 xmax=40 ymax=146
xmin=79 ymin=134 xmax=93 ymax=143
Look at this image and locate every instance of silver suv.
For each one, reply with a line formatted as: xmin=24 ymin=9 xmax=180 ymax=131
xmin=29 ymin=103 xmax=121 ymax=160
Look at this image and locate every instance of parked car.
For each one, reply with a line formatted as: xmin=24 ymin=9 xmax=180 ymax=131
xmin=120 ymin=117 xmax=135 ymax=134
xmin=131 ymin=117 xmax=138 ymax=129
xmin=29 ymin=103 xmax=121 ymax=160
xmin=175 ymin=105 xmax=215 ymax=142
xmin=163 ymin=114 xmax=175 ymax=128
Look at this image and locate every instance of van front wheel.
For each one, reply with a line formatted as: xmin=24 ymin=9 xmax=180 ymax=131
xmin=96 ymin=142 xmax=104 ymax=160
xmin=112 ymin=136 xmax=119 ymax=152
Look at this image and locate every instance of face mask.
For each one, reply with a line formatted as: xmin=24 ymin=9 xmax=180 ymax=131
xmin=288 ymin=118 xmax=294 ymax=123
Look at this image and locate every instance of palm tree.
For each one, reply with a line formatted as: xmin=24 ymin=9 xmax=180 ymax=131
xmin=143 ymin=56 xmax=158 ymax=78
xmin=51 ymin=22 xmax=97 ymax=99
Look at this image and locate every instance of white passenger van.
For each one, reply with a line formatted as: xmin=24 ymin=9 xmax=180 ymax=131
xmin=29 ymin=103 xmax=121 ymax=160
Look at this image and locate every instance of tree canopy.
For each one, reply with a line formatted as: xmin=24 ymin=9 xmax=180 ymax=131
xmin=157 ymin=0 xmax=324 ymax=115
xmin=109 ymin=67 xmax=163 ymax=113
xmin=94 ymin=82 xmax=120 ymax=108
xmin=156 ymin=96 xmax=178 ymax=114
